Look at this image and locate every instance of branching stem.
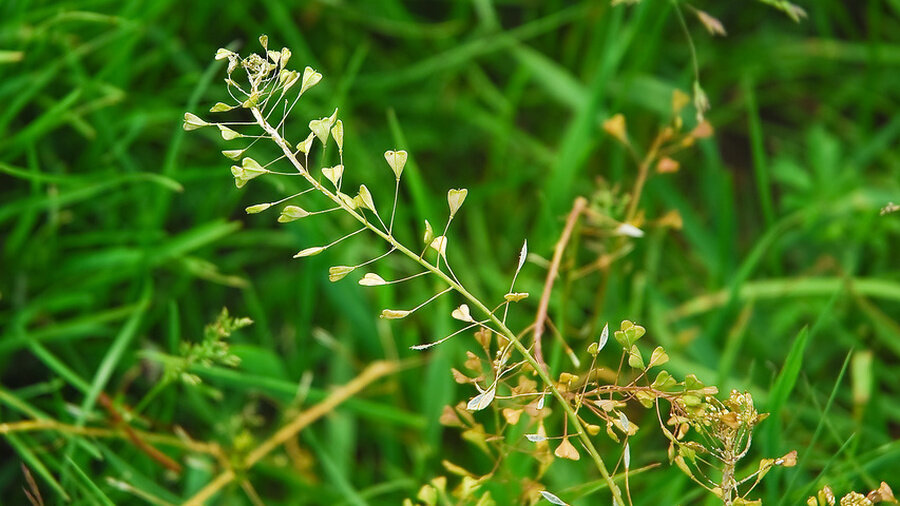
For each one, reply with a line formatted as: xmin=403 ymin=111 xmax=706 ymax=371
xmin=251 ymin=107 xmax=625 ymax=504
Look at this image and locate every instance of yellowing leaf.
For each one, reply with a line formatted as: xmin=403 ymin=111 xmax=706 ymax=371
xmin=603 ymin=113 xmax=628 ymax=144
xmin=696 ymin=10 xmax=727 ymax=36
xmin=337 ymin=192 xmax=357 ymax=210
xmin=214 ymin=48 xmax=236 ymax=61
xmin=293 ymin=246 xmax=324 ymax=258
xmin=554 ymin=438 xmax=580 ymax=461
xmin=384 ymin=150 xmax=408 ymax=179
xmin=649 ymin=346 xmax=669 ymax=367
xmin=628 ymin=345 xmax=644 ymax=369
xmin=380 ymin=309 xmax=411 ymax=319
xmin=615 ymin=223 xmax=644 ymax=238
xmin=430 ymin=235 xmax=447 ymax=257
xmin=466 ymin=386 xmax=495 ymax=411
xmin=300 ymin=66 xmax=323 ymax=95
xmin=358 ymin=184 xmax=376 ymax=213
xmin=279 ymin=47 xmax=292 ymax=67
xmin=182 ymin=112 xmax=208 ymax=131
xmin=296 ymin=132 xmax=316 ymax=154
xmin=423 ymin=219 xmax=434 ymax=244
xmin=245 ymin=203 xmax=271 ymax=214
xmin=209 ymin=102 xmax=234 ymax=113
xmin=451 ymin=304 xmax=474 ymax=322
xmin=309 ymin=108 xmax=338 ymax=145
xmin=778 ymin=450 xmax=798 ymax=467
xmin=691 ymin=120 xmax=714 ymax=139
xmin=359 ymin=273 xmax=386 ymax=286
xmin=540 ymin=491 xmax=569 ymax=506
xmin=321 ymin=165 xmax=344 ymax=188
xmin=278 ymin=205 xmax=309 ymax=222
xmin=331 ymin=120 xmax=344 ymax=151
xmin=328 ymin=265 xmax=354 ymax=282
xmin=447 ymin=188 xmax=468 ymax=218
xmin=657 ymin=157 xmax=680 ymax=174
xmin=502 ymin=408 xmax=522 ymax=424
xmin=218 ymin=124 xmax=240 ymax=140
xmin=672 ymin=89 xmax=691 ymax=114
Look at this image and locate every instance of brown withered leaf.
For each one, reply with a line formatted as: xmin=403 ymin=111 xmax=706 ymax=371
xmin=502 ymin=408 xmax=523 ymax=425
xmin=691 ymin=120 xmax=714 ymax=139
xmin=554 ymin=437 xmax=580 ymax=461
xmin=440 ymin=405 xmax=463 ymax=427
xmin=464 ymin=351 xmax=482 ymax=373
xmin=696 ymin=10 xmax=727 ymax=36
xmin=603 ymin=114 xmax=628 ymax=145
xmin=657 ymin=157 xmax=680 ymax=174
xmin=474 ymin=328 xmax=492 ymax=349
xmin=451 ymin=368 xmax=472 ymax=384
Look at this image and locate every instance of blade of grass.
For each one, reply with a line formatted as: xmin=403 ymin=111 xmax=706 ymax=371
xmin=304 ymin=427 xmax=368 ymax=506
xmin=62 ymin=282 xmax=152 ymax=478
xmin=742 ymin=74 xmax=776 ymax=231
xmin=5 ymin=434 xmax=70 ymax=501
xmin=64 ymin=456 xmax=116 ymax=506
xmin=780 ymin=350 xmax=852 ymax=504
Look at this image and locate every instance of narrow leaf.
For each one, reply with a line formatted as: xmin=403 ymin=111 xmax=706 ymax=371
xmin=328 ymin=266 xmax=354 ymax=282
xmin=430 ymin=236 xmax=447 ymax=257
xmin=598 ymin=323 xmax=609 ymax=352
xmin=218 ymin=124 xmax=240 ymax=140
xmin=359 ymin=273 xmax=386 ymax=286
xmin=278 ymin=205 xmax=309 ymax=223
xmin=293 ymin=246 xmax=324 ymax=258
xmin=615 ymin=223 xmax=644 ymax=238
xmin=331 ymin=120 xmax=344 ymax=151
xmin=358 ymin=184 xmax=376 ymax=213
xmin=517 ymin=239 xmax=528 ymax=272
xmin=447 ymin=188 xmax=468 ymax=218
xmin=183 ymin=112 xmax=208 ymax=130
xmin=466 ymin=386 xmax=495 ymax=411
xmin=540 ymin=490 xmax=569 ymax=506
xmin=451 ymin=304 xmax=474 ymax=323
xmin=380 ymin=309 xmax=410 ymax=319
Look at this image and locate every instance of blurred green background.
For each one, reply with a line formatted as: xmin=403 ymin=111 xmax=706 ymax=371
xmin=1 ymin=0 xmax=899 ymax=504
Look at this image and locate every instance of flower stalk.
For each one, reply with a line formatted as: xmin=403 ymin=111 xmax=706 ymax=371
xmin=248 ymin=104 xmax=626 ymax=504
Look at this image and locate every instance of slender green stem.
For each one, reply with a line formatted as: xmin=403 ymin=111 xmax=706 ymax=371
xmin=672 ymin=0 xmax=700 ymax=85
xmin=252 ymin=107 xmax=625 ymax=505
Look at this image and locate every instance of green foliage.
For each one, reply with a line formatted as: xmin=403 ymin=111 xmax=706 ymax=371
xmin=161 ymin=307 xmax=249 ymax=385
xmin=1 ymin=1 xmax=899 ymax=505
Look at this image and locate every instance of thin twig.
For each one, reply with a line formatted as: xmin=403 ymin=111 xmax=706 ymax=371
xmin=624 ymin=133 xmax=664 ymax=224
xmin=532 ymin=196 xmax=587 ymax=371
xmin=0 ymin=419 xmax=221 ymax=456
xmin=98 ymin=393 xmax=182 ymax=473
